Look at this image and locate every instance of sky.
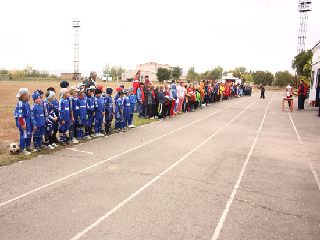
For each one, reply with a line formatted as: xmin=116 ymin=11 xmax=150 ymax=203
xmin=1 ymin=0 xmax=320 ymax=76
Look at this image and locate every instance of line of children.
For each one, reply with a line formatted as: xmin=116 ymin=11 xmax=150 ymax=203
xmin=15 ymin=79 xmax=246 ymax=155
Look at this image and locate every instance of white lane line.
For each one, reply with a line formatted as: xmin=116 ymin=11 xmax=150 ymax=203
xmin=70 ymin=99 xmax=259 ymax=240
xmin=0 ymin=98 xmax=249 ymax=208
xmin=67 ymin=148 xmax=94 ymax=155
xmin=211 ymin=93 xmax=274 ymax=240
xmin=288 ymin=113 xmax=320 ymax=191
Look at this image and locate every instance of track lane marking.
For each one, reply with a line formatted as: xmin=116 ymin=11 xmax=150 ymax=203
xmin=288 ymin=112 xmax=320 ymax=191
xmin=0 ymin=97 xmax=250 ymax=208
xmin=70 ymin=99 xmax=260 ymax=240
xmin=211 ymin=93 xmax=274 ymax=240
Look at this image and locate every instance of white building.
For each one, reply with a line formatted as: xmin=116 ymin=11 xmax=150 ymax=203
xmin=217 ymin=73 xmax=242 ymax=84
xmin=309 ymin=40 xmax=320 ymax=106
xmin=122 ymin=62 xmax=173 ymax=82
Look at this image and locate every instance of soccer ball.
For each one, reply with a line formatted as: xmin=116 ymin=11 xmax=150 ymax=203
xmin=9 ymin=142 xmax=20 ymax=154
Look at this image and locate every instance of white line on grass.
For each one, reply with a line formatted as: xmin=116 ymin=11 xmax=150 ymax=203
xmin=70 ymin=99 xmax=259 ymax=240
xmin=211 ymin=93 xmax=274 ymax=240
xmin=288 ymin=113 xmax=320 ymax=191
xmin=0 ymin=98 xmax=249 ymax=208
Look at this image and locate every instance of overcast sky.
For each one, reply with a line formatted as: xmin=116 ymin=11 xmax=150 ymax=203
xmin=1 ymin=0 xmax=320 ymax=75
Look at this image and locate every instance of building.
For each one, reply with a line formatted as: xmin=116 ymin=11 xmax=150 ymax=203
xmin=61 ymin=73 xmax=81 ymax=80
xmin=122 ymin=62 xmax=173 ymax=82
xmin=217 ymin=73 xmax=242 ymax=84
xmin=309 ymin=40 xmax=320 ymax=106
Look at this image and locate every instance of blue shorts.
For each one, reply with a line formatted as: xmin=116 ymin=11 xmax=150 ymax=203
xmin=130 ymin=103 xmax=135 ymax=114
xmin=115 ymin=111 xmax=123 ymax=119
xmin=59 ymin=121 xmax=70 ymax=131
xmin=95 ymin=118 xmax=103 ymax=125
xmin=87 ymin=114 xmax=94 ymax=126
xmin=19 ymin=124 xmax=32 ymax=139
xmin=33 ymin=125 xmax=45 ymax=137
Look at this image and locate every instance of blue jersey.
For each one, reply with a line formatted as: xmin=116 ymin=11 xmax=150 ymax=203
xmin=77 ymin=97 xmax=87 ymax=120
xmin=124 ymin=96 xmax=130 ymax=109
xmin=31 ymin=103 xmax=46 ymax=128
xmin=14 ymin=100 xmax=31 ymax=128
xmin=44 ymin=100 xmax=56 ymax=122
xmin=71 ymin=96 xmax=78 ymax=121
xmin=104 ymin=95 xmax=114 ymax=120
xmin=87 ymin=96 xmax=95 ymax=115
xmin=94 ymin=96 xmax=104 ymax=119
xmin=129 ymin=94 xmax=137 ymax=104
xmin=115 ymin=97 xmax=124 ymax=117
xmin=59 ymin=98 xmax=71 ymax=122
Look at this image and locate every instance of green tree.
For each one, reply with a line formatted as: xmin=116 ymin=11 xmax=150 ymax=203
xmin=292 ymin=49 xmax=313 ymax=78
xmin=275 ymin=71 xmax=294 ymax=88
xmin=102 ymin=63 xmax=111 ymax=75
xmin=187 ymin=65 xmax=198 ymax=81
xmin=157 ymin=68 xmax=171 ymax=83
xmin=252 ymin=71 xmax=274 ymax=86
xmin=117 ymin=66 xmax=126 ymax=80
xmin=102 ymin=64 xmax=125 ymax=80
xmin=172 ymin=65 xmax=182 ymax=80
xmin=231 ymin=67 xmax=247 ymax=78
xmin=206 ymin=66 xmax=223 ymax=80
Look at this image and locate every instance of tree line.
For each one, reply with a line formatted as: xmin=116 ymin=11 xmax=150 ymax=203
xmin=156 ymin=50 xmax=312 ymax=88
xmin=0 ymin=64 xmax=56 ymax=79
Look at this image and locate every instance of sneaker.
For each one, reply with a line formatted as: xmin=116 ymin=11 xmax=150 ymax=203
xmin=39 ymin=145 xmax=46 ymax=150
xmin=47 ymin=145 xmax=54 ymax=150
xmin=150 ymin=117 xmax=155 ymax=120
xmin=98 ymin=133 xmax=104 ymax=137
xmin=51 ymin=143 xmax=58 ymax=147
xmin=21 ymin=149 xmax=31 ymax=155
xmin=72 ymin=139 xmax=79 ymax=144
xmin=27 ymin=147 xmax=37 ymax=152
xmin=85 ymin=135 xmax=92 ymax=140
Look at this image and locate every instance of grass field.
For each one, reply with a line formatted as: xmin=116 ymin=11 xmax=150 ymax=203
xmin=0 ymin=80 xmax=153 ymax=166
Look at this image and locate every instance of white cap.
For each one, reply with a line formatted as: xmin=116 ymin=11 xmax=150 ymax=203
xmin=16 ymin=88 xmax=29 ymax=98
xmin=60 ymin=88 xmax=69 ymax=96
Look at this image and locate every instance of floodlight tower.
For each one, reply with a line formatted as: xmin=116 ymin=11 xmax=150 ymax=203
xmin=297 ymin=1 xmax=312 ymax=54
xmin=73 ymin=18 xmax=81 ymax=80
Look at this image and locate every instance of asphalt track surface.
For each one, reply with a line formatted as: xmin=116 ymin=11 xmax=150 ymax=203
xmin=1 ymin=92 xmax=319 ymax=240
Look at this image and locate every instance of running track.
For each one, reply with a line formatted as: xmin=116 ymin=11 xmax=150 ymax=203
xmin=1 ymin=92 xmax=319 ymax=239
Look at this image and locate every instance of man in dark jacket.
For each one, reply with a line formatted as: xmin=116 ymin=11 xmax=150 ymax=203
xmin=298 ymin=80 xmax=308 ymax=110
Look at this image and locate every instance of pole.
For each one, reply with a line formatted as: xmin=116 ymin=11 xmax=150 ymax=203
xmin=117 ymin=76 xmax=118 ymax=85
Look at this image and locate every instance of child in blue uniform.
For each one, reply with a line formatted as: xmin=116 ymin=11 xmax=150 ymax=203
xmin=44 ymin=91 xmax=58 ymax=149
xmin=128 ymin=88 xmax=136 ymax=128
xmin=123 ymin=89 xmax=130 ymax=130
xmin=104 ymin=88 xmax=114 ymax=135
xmin=59 ymin=88 xmax=71 ymax=145
xmin=47 ymin=87 xmax=59 ymax=146
xmin=31 ymin=92 xmax=46 ymax=150
xmin=94 ymin=88 xmax=105 ymax=137
xmin=76 ymin=88 xmax=87 ymax=140
xmin=114 ymin=90 xmax=124 ymax=131
xmin=14 ymin=88 xmax=33 ymax=155
xmin=69 ymin=86 xmax=79 ymax=144
xmin=85 ymin=86 xmax=95 ymax=138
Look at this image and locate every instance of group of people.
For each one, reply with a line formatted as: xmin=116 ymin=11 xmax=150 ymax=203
xmin=14 ymin=71 xmax=251 ymax=155
xmin=132 ymin=71 xmax=252 ymax=119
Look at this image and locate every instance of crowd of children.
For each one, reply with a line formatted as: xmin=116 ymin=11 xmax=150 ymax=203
xmin=14 ymin=76 xmax=251 ymax=155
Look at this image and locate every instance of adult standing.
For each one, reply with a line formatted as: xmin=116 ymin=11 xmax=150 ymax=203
xmin=297 ymin=80 xmax=308 ymax=110
xmin=133 ymin=71 xmax=141 ymax=94
xmin=259 ymin=83 xmax=265 ymax=98
xmin=83 ymin=71 xmax=98 ymax=90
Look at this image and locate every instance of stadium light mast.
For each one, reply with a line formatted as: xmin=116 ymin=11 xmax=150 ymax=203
xmin=297 ymin=1 xmax=312 ymax=54
xmin=73 ymin=18 xmax=81 ymax=80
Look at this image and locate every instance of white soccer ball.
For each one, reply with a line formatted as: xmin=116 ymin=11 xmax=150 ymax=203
xmin=9 ymin=142 xmax=20 ymax=154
